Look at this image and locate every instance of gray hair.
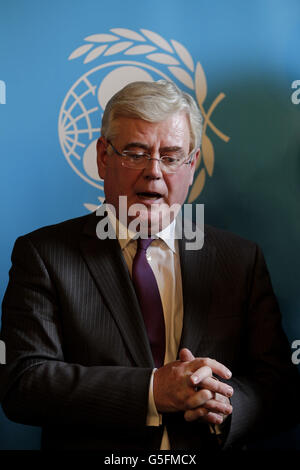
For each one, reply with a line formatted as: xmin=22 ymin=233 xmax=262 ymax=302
xmin=101 ymin=80 xmax=203 ymax=151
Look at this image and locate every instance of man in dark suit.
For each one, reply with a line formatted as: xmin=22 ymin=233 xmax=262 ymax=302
xmin=0 ymin=80 xmax=299 ymax=451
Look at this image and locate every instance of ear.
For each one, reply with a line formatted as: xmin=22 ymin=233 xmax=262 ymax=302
xmin=97 ymin=137 xmax=108 ymax=180
xmin=188 ymin=148 xmax=201 ymax=186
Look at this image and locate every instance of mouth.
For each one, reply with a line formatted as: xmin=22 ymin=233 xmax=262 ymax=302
xmin=136 ymin=191 xmax=163 ymax=201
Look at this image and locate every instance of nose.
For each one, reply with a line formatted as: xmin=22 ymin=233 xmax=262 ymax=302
xmin=143 ymin=157 xmax=163 ymax=179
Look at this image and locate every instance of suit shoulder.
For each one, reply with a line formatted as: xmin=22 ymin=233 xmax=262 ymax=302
xmin=16 ymin=213 xmax=94 ymax=247
xmin=204 ymin=224 xmax=258 ymax=257
xmin=205 ymin=224 xmax=255 ymax=245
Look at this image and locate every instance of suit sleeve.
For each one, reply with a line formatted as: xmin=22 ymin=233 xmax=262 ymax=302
xmin=0 ymin=236 xmax=152 ymax=429
xmin=222 ymin=244 xmax=300 ymax=449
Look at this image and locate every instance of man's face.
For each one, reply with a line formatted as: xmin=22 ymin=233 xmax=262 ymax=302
xmin=97 ymin=112 xmax=199 ymax=232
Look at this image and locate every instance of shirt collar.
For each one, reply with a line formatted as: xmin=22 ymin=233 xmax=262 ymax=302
xmin=105 ymin=204 xmax=177 ymax=253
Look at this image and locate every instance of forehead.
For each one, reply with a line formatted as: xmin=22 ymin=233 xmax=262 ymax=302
xmin=111 ymin=112 xmax=191 ymax=147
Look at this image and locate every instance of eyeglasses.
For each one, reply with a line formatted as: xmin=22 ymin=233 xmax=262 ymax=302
xmin=107 ymin=140 xmax=195 ymax=174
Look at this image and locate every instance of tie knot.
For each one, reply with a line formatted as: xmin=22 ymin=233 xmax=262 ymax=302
xmin=137 ymin=237 xmax=154 ymax=251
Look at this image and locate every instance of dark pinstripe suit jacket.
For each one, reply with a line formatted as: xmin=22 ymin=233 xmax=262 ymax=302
xmin=0 ymin=212 xmax=299 ymax=450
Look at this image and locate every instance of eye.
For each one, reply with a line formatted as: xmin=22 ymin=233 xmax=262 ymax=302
xmin=124 ymin=152 xmax=146 ymax=161
xmin=161 ymin=156 xmax=180 ymax=165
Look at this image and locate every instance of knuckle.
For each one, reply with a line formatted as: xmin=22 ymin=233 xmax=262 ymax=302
xmin=191 ymin=407 xmax=204 ymax=419
xmin=211 ymin=413 xmax=223 ymax=424
xmin=201 ymin=389 xmax=212 ymax=401
xmin=215 ymin=392 xmax=225 ymax=403
xmin=185 ymin=397 xmax=194 ymax=410
xmin=215 ymin=382 xmax=223 ymax=393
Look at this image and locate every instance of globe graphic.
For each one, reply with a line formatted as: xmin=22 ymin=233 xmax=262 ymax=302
xmin=58 ymin=34 xmax=229 ymax=211
xmin=58 ymin=63 xmax=170 ymax=198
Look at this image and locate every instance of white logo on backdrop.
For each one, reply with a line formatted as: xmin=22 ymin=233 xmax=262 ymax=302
xmin=58 ymin=29 xmax=229 ymax=211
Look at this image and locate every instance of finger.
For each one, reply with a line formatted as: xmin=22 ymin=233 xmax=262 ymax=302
xmin=184 ymin=408 xmax=224 ymax=425
xmin=179 ymin=348 xmax=195 ymax=362
xmin=186 ymin=388 xmax=214 ymax=409
xmin=189 ymin=365 xmax=212 ymax=386
xmin=190 ymin=358 xmax=231 ymax=383
xmin=200 ymin=412 xmax=224 ymax=425
xmin=203 ymin=399 xmax=232 ymax=415
xmin=184 ymin=406 xmax=209 ymax=422
xmin=200 ymin=377 xmax=233 ymax=398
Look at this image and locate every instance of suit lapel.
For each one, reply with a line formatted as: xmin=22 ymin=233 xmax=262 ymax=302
xmin=79 ymin=213 xmax=216 ymax=365
xmin=79 ymin=213 xmax=154 ymax=368
xmin=178 ymin=231 xmax=216 ymax=356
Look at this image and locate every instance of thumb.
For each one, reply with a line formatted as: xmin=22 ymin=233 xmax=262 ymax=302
xmin=179 ymin=348 xmax=195 ymax=362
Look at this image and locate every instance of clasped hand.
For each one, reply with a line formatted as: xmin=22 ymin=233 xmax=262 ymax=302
xmin=153 ymin=348 xmax=233 ymax=425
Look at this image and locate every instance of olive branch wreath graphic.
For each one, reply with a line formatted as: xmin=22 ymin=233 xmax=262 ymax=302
xmin=69 ymin=28 xmax=229 ymax=202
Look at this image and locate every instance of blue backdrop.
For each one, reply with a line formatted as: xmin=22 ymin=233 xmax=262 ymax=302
xmin=1 ymin=0 xmax=300 ymax=449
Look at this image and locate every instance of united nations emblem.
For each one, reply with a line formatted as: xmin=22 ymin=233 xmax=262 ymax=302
xmin=58 ymin=28 xmax=229 ymax=211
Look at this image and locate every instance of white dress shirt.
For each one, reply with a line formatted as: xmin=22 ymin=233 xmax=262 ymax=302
xmin=106 ymin=207 xmax=183 ymax=449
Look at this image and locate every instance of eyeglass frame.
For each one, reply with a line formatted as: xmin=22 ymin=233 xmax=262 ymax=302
xmin=106 ymin=139 xmax=196 ymax=173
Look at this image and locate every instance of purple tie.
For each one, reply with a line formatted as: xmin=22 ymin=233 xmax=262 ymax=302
xmin=132 ymin=238 xmax=166 ymax=368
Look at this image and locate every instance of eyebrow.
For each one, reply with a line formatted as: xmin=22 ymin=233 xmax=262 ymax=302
xmin=123 ymin=142 xmax=150 ymax=151
xmin=160 ymin=146 xmax=184 ymax=153
xmin=123 ymin=142 xmax=184 ymax=153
